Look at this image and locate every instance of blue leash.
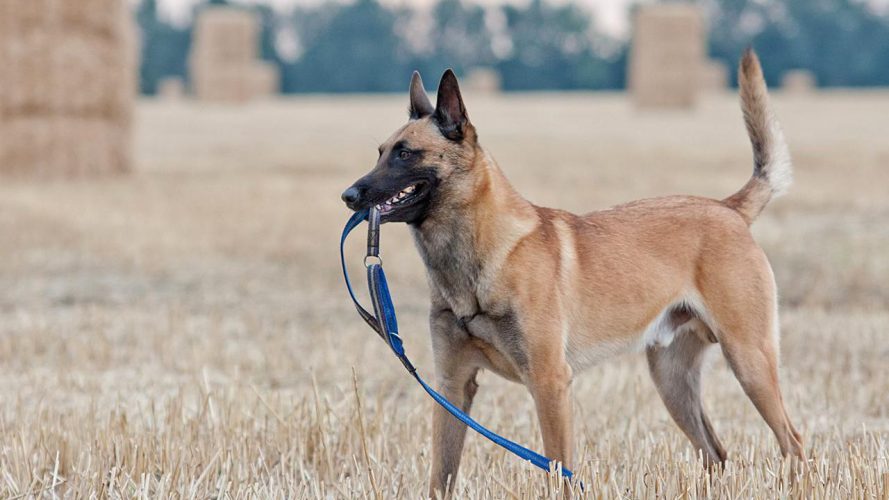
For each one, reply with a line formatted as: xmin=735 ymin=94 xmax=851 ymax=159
xmin=340 ymin=207 xmax=575 ymax=482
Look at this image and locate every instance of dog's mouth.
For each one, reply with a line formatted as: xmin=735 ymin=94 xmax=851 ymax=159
xmin=375 ymin=182 xmax=428 ymax=216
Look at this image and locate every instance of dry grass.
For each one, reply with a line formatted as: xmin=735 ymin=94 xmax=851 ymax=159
xmin=0 ymin=90 xmax=888 ymax=498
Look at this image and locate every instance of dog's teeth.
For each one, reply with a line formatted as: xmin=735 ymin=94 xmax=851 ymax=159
xmin=405 ymin=185 xmax=415 ymax=193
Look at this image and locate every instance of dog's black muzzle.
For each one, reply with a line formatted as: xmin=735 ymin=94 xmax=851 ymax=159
xmin=341 ymin=186 xmax=363 ymax=210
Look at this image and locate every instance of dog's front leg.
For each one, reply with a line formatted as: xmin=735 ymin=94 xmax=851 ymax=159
xmin=526 ymin=320 xmax=574 ymax=472
xmin=428 ymin=309 xmax=479 ymax=498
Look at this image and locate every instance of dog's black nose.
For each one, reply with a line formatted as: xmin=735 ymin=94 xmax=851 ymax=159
xmin=341 ymin=186 xmax=361 ymax=206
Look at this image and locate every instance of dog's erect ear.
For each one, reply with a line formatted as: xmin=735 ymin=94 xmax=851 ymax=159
xmin=409 ymin=71 xmax=434 ymax=119
xmin=434 ymin=69 xmax=468 ymax=141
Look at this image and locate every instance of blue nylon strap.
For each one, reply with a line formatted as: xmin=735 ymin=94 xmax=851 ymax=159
xmin=340 ymin=210 xmax=575 ymax=482
xmin=370 ymin=265 xmax=405 ymax=357
xmin=412 ymin=372 xmax=565 ymax=475
xmin=340 ymin=208 xmax=369 ymax=309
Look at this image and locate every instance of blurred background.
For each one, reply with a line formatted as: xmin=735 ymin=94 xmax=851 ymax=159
xmin=1 ymin=0 xmax=887 ymax=497
xmin=135 ymin=0 xmax=889 ymax=96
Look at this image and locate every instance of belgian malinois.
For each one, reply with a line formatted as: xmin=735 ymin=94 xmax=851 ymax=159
xmin=342 ymin=49 xmax=804 ymax=496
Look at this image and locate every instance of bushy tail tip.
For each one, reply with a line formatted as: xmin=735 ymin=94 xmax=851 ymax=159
xmin=724 ymin=48 xmax=792 ymax=224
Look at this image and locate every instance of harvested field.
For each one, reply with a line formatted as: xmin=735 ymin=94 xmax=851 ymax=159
xmin=0 ymin=91 xmax=887 ymax=497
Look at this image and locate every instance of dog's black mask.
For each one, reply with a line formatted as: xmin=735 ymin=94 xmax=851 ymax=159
xmin=341 ymin=147 xmax=440 ymax=224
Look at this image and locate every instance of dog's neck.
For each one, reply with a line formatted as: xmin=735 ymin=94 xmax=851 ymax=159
xmin=410 ymin=145 xmax=538 ymax=311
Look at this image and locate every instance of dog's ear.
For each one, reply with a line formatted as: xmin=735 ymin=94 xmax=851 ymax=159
xmin=409 ymin=71 xmax=434 ymax=119
xmin=434 ymin=69 xmax=468 ymax=141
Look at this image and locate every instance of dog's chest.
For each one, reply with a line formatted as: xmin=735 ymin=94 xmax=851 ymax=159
xmin=412 ymin=225 xmax=531 ymax=373
xmin=412 ymin=225 xmax=484 ymax=318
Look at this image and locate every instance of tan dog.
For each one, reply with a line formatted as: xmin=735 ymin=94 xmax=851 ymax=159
xmin=341 ymin=49 xmax=804 ymax=497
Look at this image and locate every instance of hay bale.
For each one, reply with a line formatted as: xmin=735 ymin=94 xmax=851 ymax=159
xmin=250 ymin=61 xmax=280 ymax=98
xmin=1 ymin=117 xmax=129 ymax=176
xmin=0 ymin=0 xmax=135 ymax=176
xmin=782 ymin=70 xmax=816 ymax=93
xmin=191 ymin=63 xmax=255 ymax=103
xmin=699 ymin=59 xmax=729 ymax=93
xmin=158 ymin=77 xmax=186 ymax=100
xmin=628 ymin=4 xmax=706 ymax=108
xmin=190 ymin=7 xmax=276 ymax=103
xmin=192 ymin=8 xmax=257 ymax=65
xmin=463 ymin=67 xmax=501 ymax=94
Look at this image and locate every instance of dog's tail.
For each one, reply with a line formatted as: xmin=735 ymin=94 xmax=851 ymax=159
xmin=723 ymin=48 xmax=792 ymax=225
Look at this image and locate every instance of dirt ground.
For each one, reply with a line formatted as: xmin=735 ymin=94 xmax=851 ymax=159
xmin=0 ymin=90 xmax=887 ymax=497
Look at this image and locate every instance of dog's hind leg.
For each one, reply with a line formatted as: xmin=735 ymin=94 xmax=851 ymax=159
xmin=717 ymin=327 xmax=805 ymax=460
xmin=647 ymin=325 xmax=727 ymax=466
xmin=698 ymin=258 xmax=805 ymax=461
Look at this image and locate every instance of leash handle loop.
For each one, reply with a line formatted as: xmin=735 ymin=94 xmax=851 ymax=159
xmin=366 ymin=205 xmax=381 ymax=258
xmin=340 ymin=208 xmax=382 ymax=336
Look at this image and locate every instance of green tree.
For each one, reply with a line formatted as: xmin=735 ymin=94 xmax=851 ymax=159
xmin=427 ymin=0 xmax=495 ymax=74
xmin=707 ymin=0 xmax=889 ymax=87
xmin=288 ymin=0 xmax=410 ymax=92
xmin=136 ymin=0 xmax=192 ymax=94
xmin=256 ymin=5 xmax=282 ymax=64
xmin=496 ymin=0 xmax=622 ymax=90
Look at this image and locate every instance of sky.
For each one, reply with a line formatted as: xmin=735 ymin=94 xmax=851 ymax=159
xmin=156 ymin=0 xmax=639 ymax=36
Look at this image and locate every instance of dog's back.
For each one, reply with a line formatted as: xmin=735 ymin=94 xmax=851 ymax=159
xmin=509 ymin=48 xmax=793 ymax=365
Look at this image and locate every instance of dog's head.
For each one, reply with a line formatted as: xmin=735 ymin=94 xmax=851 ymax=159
xmin=341 ymin=70 xmax=478 ymax=224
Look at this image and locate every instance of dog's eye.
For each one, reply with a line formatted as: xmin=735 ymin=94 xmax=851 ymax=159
xmin=398 ymin=150 xmax=411 ymax=161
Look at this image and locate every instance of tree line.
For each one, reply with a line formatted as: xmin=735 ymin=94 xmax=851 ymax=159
xmin=136 ymin=0 xmax=889 ymax=94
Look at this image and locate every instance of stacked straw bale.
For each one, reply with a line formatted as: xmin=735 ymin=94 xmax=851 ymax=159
xmin=190 ymin=7 xmax=279 ymax=102
xmin=0 ymin=0 xmax=136 ymax=176
xmin=782 ymin=70 xmax=816 ymax=93
xmin=158 ymin=77 xmax=186 ymax=100
xmin=464 ymin=67 xmax=502 ymax=94
xmin=628 ymin=4 xmax=705 ymax=108
xmin=699 ymin=59 xmax=729 ymax=93
xmin=251 ymin=61 xmax=280 ymax=98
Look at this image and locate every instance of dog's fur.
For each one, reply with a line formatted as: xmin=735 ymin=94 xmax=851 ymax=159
xmin=342 ymin=49 xmax=804 ymax=497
